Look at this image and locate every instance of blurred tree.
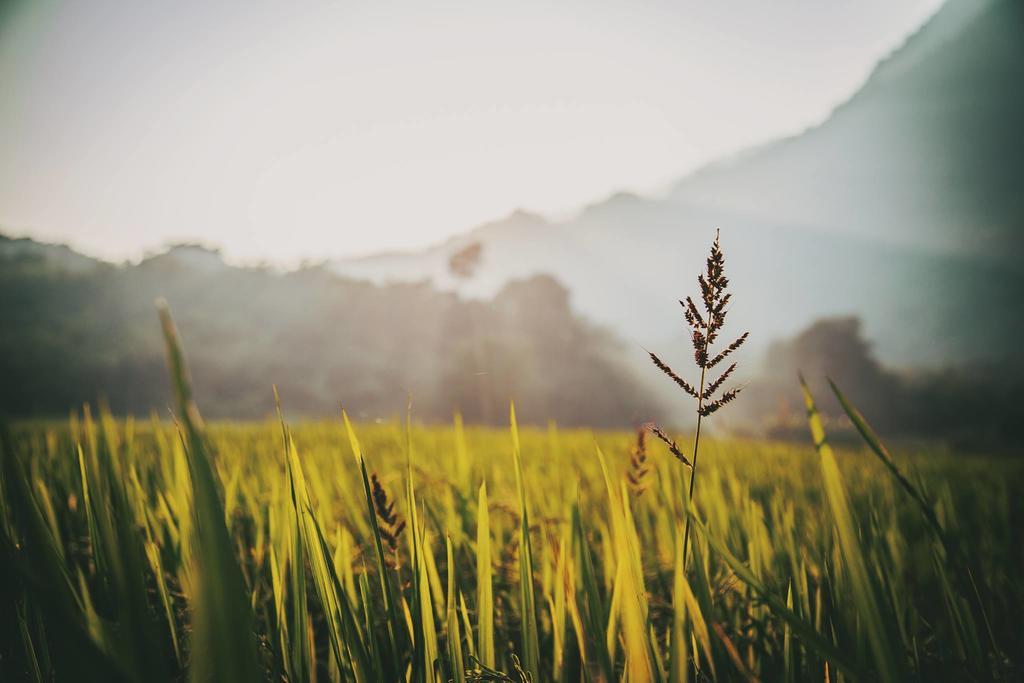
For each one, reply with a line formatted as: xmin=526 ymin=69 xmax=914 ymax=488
xmin=743 ymin=315 xmax=1022 ymax=447
xmin=0 ymin=239 xmax=663 ymax=427
xmin=743 ymin=316 xmax=902 ymax=431
xmin=448 ymin=242 xmax=483 ymax=279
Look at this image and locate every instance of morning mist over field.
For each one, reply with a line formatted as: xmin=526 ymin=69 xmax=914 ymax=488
xmin=1 ymin=0 xmax=943 ymax=262
xmin=3 ymin=3 xmax=1024 ymax=682
xmin=2 ymin=0 xmax=1022 ymax=442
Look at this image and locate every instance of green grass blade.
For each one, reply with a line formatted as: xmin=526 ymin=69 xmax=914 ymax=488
xmin=801 ymin=377 xmax=901 ymax=682
xmin=829 ymin=379 xmax=998 ymax=667
xmin=827 ymin=379 xmax=944 ymax=538
xmin=510 ymin=403 xmax=541 ymax=680
xmin=447 ymin=535 xmax=467 ymax=683
xmin=0 ymin=446 xmax=129 ymax=681
xmin=475 ymin=481 xmax=495 ymax=668
xmin=405 ymin=416 xmax=440 ymax=682
xmin=686 ymin=508 xmax=862 ymax=679
xmin=343 ymin=409 xmax=403 ymax=668
xmin=282 ymin=420 xmax=372 ymax=683
xmin=157 ymin=302 xmax=260 ymax=683
xmin=669 ymin=546 xmax=689 ymax=683
xmin=570 ymin=502 xmax=614 ymax=682
xmin=416 ymin=520 xmax=441 ymax=681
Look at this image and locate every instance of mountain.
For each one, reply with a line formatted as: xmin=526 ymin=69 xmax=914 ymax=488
xmin=139 ymin=243 xmax=230 ymax=273
xmin=0 ymin=236 xmax=663 ymax=425
xmin=329 ymin=0 xmax=1024 ymax=368
xmin=670 ymin=0 xmax=1023 ymax=260
xmin=0 ymin=233 xmax=99 ymax=273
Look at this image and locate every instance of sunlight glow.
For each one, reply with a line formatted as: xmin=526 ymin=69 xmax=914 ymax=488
xmin=0 ymin=0 xmax=942 ymax=264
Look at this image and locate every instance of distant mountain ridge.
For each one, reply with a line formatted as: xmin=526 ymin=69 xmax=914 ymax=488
xmin=670 ymin=0 xmax=1022 ymax=258
xmin=0 ymin=236 xmax=661 ymax=424
xmin=0 ymin=233 xmax=99 ymax=273
xmin=329 ymin=0 xmax=1024 ymax=368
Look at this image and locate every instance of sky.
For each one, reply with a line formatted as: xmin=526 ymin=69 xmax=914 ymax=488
xmin=0 ymin=0 xmax=943 ymax=265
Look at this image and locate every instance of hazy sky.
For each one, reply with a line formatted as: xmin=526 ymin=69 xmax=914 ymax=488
xmin=0 ymin=0 xmax=943 ymax=264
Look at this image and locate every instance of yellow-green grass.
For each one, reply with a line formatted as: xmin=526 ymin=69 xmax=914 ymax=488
xmin=3 ymin=408 xmax=1021 ymax=682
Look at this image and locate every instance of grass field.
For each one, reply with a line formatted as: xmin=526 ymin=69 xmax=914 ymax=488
xmin=3 ymin=245 xmax=1023 ymax=682
xmin=2 ymin=392 xmax=1021 ymax=681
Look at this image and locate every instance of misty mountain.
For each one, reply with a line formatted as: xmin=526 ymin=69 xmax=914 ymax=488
xmin=0 ymin=234 xmax=100 ymax=273
xmin=329 ymin=0 xmax=1024 ymax=368
xmin=672 ymin=0 xmax=1022 ymax=260
xmin=0 ymin=240 xmax=662 ymax=426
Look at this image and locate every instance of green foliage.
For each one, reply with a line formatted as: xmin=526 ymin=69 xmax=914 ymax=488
xmin=800 ymin=378 xmax=902 ymax=681
xmin=1 ymin=314 xmax=1020 ymax=680
xmin=747 ymin=316 xmax=1024 ymax=447
xmin=158 ymin=303 xmax=261 ymax=682
xmin=0 ymin=249 xmax=661 ymax=427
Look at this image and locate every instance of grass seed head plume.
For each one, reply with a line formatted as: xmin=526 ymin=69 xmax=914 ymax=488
xmin=9 ymin=276 xmax=1014 ymax=683
xmin=646 ymin=229 xmax=749 ymax=571
xmin=646 ymin=424 xmax=691 ymax=467
xmin=648 ymin=351 xmax=699 ymax=398
xmin=648 ymin=229 xmax=748 ymax=419
xmin=627 ymin=424 xmax=652 ymax=495
xmin=466 ymin=653 xmax=532 ymax=682
xmin=371 ymin=471 xmax=405 ymax=568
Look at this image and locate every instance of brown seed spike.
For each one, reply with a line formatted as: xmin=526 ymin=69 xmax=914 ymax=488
xmin=371 ymin=472 xmax=405 ymax=568
xmin=706 ymin=332 xmax=749 ymax=369
xmin=681 ymin=297 xmax=706 ymax=330
xmin=647 ymin=424 xmax=692 ymax=467
xmin=705 ymin=362 xmax=737 ymax=398
xmin=635 ymin=423 xmax=649 ymax=453
xmin=692 ymin=330 xmax=708 ymax=368
xmin=681 ymin=302 xmax=695 ymax=327
xmin=699 ymin=387 xmax=742 ymax=417
xmin=649 ymin=352 xmax=699 ymax=398
xmin=698 ymin=273 xmax=714 ymax=311
xmin=627 ymin=425 xmax=651 ymax=495
xmin=713 ymin=293 xmax=731 ymax=318
xmin=645 ymin=228 xmax=747 ymax=577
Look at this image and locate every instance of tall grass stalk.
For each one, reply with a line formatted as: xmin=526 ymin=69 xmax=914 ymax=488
xmin=648 ymin=231 xmax=748 ymax=572
xmin=2 ymin=297 xmax=1020 ymax=682
xmin=157 ymin=301 xmax=260 ymax=683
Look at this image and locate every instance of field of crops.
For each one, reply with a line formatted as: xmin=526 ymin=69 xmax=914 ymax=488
xmin=2 ymin=325 xmax=1022 ymax=682
xmin=3 ymin=240 xmax=1023 ymax=683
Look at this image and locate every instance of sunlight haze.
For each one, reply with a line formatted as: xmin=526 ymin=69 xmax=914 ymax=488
xmin=0 ymin=0 xmax=943 ymax=264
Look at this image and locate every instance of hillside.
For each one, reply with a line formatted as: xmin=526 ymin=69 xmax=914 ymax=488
xmin=0 ymin=239 xmax=662 ymax=425
xmin=329 ymin=0 xmax=1024 ymax=367
xmin=671 ymin=0 xmax=1023 ymax=259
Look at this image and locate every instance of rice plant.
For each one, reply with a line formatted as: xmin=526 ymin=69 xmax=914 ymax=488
xmin=1 ymin=301 xmax=1021 ymax=682
xmin=647 ymin=230 xmax=748 ymax=572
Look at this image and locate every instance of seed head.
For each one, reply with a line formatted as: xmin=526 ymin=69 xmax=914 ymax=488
xmin=647 ymin=424 xmax=691 ymax=467
xmin=648 ymin=229 xmax=748 ymax=413
xmin=371 ymin=472 xmax=405 ymax=568
xmin=627 ymin=425 xmax=652 ymax=495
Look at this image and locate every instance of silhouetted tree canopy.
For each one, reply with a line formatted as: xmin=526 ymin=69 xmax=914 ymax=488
xmin=448 ymin=242 xmax=483 ymax=279
xmin=743 ymin=315 xmax=1022 ymax=449
xmin=0 ymin=242 xmax=663 ymax=426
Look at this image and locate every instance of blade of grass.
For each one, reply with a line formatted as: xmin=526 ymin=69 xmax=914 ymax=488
xmin=476 ymin=481 xmax=495 ymax=668
xmin=828 ymin=378 xmax=997 ymax=666
xmin=827 ymin=380 xmax=942 ymax=537
xmin=405 ymin=407 xmax=440 ymax=682
xmin=447 ymin=535 xmax=467 ymax=683
xmin=686 ymin=508 xmax=862 ymax=679
xmin=157 ymin=302 xmax=260 ymax=683
xmin=800 ymin=377 xmax=901 ymax=682
xmin=570 ymin=502 xmax=614 ymax=682
xmin=510 ymin=403 xmax=540 ymax=680
xmin=282 ymin=419 xmax=372 ymax=683
xmin=343 ymin=409 xmax=403 ymax=669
